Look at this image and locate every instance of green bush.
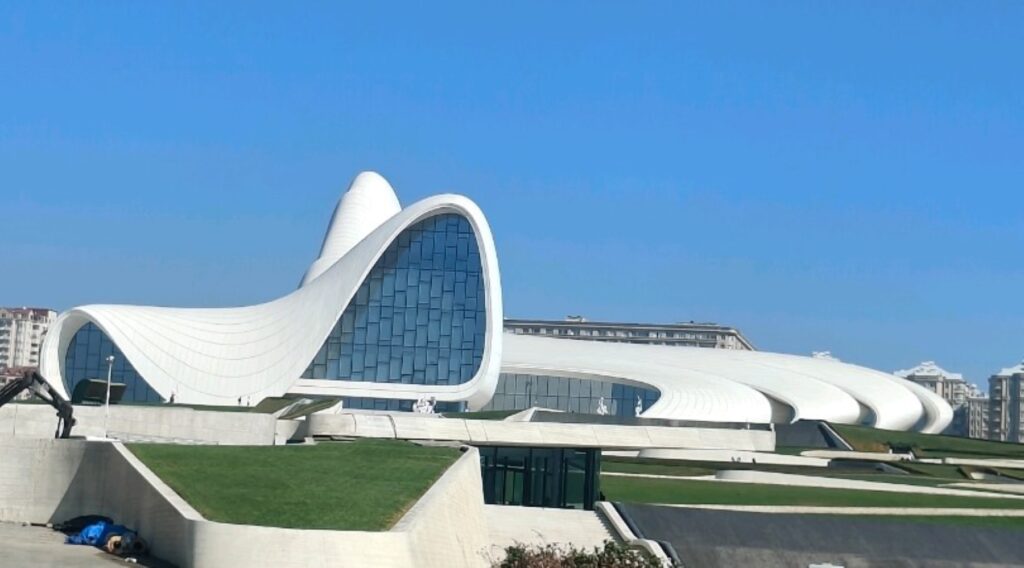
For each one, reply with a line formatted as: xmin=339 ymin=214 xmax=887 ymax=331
xmin=495 ymin=540 xmax=666 ymax=568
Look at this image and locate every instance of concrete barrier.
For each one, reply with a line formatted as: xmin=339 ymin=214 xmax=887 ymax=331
xmin=594 ymin=502 xmax=672 ymax=567
xmin=637 ymin=448 xmax=830 ymax=467
xmin=0 ymin=404 xmax=279 ymax=445
xmin=800 ymin=449 xmax=914 ymax=462
xmin=0 ymin=437 xmax=490 ymax=567
xmin=308 ymin=412 xmax=775 ymax=451
xmin=714 ymin=470 xmax=1024 ymax=499
xmin=939 ymin=457 xmax=1024 ymax=469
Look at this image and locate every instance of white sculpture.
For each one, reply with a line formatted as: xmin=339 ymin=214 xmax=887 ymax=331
xmin=596 ymin=396 xmax=609 ymax=416
xmin=635 ymin=395 xmax=643 ymax=417
xmin=413 ymin=396 xmax=436 ymax=414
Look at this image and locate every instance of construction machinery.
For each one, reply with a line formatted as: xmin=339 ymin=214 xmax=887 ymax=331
xmin=0 ymin=369 xmax=75 ymax=438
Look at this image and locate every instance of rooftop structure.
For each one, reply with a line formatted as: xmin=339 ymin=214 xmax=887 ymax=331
xmin=503 ymin=317 xmax=754 ymax=350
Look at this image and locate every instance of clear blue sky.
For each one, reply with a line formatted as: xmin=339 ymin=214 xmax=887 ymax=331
xmin=2 ymin=3 xmax=1022 ymax=384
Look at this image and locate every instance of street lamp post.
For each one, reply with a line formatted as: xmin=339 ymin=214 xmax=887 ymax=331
xmin=104 ymin=354 xmax=115 ymax=438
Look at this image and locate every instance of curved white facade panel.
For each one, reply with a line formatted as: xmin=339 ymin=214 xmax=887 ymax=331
xmin=502 ymin=335 xmax=775 ymax=424
xmin=300 ymin=171 xmax=402 ymax=287
xmin=39 ymin=171 xmax=950 ymax=432
xmin=501 ymin=334 xmax=952 ymax=432
xmin=41 ymin=176 xmax=503 ymax=408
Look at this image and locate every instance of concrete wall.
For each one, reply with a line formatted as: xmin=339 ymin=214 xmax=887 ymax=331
xmin=0 ymin=437 xmax=89 ymax=522
xmin=0 ymin=438 xmax=196 ymax=565
xmin=0 ymin=437 xmax=490 ymax=567
xmin=714 ymin=470 xmax=1024 ymax=499
xmin=309 ymin=412 xmax=775 ymax=451
xmin=636 ymin=448 xmax=830 ymax=467
xmin=395 ymin=447 xmax=491 ymax=568
xmin=0 ymin=404 xmax=279 ymax=445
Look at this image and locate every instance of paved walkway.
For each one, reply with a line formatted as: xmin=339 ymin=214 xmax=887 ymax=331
xmin=621 ymin=504 xmax=1024 ymax=568
xmin=0 ymin=522 xmax=117 ymax=567
xmin=0 ymin=522 xmax=175 ymax=567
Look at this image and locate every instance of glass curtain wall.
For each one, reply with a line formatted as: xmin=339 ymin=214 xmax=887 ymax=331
xmin=341 ymin=397 xmax=465 ymax=413
xmin=303 ymin=214 xmax=486 ymax=386
xmin=63 ymin=322 xmax=162 ymax=403
xmin=483 ymin=373 xmax=659 ymax=418
xmin=479 ymin=446 xmax=601 ymax=510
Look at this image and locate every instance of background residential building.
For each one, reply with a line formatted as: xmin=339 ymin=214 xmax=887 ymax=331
xmin=967 ymin=391 xmax=990 ymax=440
xmin=988 ymin=361 xmax=1024 ymax=442
xmin=895 ymin=361 xmax=987 ymax=438
xmin=0 ymin=307 xmax=56 ymax=371
xmin=0 ymin=307 xmax=56 ymax=400
xmin=895 ymin=361 xmax=970 ymax=407
xmin=503 ymin=316 xmax=755 ymax=351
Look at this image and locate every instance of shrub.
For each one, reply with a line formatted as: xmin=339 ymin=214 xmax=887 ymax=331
xmin=495 ymin=540 xmax=666 ymax=568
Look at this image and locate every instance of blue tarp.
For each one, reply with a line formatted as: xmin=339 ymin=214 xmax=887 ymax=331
xmin=65 ymin=520 xmax=132 ymax=547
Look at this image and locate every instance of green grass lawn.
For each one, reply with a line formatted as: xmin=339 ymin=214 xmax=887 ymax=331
xmin=832 ymin=424 xmax=1024 ymax=459
xmin=129 ymin=440 xmax=460 ymax=531
xmin=601 ymin=475 xmax=1024 ymax=509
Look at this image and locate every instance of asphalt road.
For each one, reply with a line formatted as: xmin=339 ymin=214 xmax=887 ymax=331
xmin=619 ymin=504 xmax=1024 ymax=568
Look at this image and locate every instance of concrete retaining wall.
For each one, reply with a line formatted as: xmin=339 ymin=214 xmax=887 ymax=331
xmin=0 ymin=404 xmax=279 ymax=445
xmin=637 ymin=448 xmax=830 ymax=467
xmin=0 ymin=437 xmax=490 ymax=567
xmin=800 ymin=449 xmax=914 ymax=461
xmin=309 ymin=413 xmax=775 ymax=451
xmin=714 ymin=470 xmax=1024 ymax=499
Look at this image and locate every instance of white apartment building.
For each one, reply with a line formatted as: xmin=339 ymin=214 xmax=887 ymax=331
xmin=896 ymin=361 xmax=987 ymax=438
xmin=988 ymin=361 xmax=1024 ymax=443
xmin=895 ymin=361 xmax=971 ymax=407
xmin=0 ymin=307 xmax=57 ymax=371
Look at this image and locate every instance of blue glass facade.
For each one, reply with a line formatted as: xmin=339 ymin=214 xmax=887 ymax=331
xmin=63 ymin=322 xmax=162 ymax=403
xmin=303 ymin=213 xmax=487 ymax=385
xmin=483 ymin=373 xmax=659 ymax=418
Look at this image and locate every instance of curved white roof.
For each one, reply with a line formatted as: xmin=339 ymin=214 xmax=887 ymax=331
xmin=502 ymin=334 xmax=952 ymax=433
xmin=39 ymin=170 xmax=949 ymax=433
xmin=300 ymin=171 xmax=402 ymax=287
xmin=41 ymin=177 xmax=503 ymax=408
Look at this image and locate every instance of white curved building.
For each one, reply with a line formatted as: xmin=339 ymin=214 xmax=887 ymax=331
xmin=39 ymin=172 xmax=951 ymax=432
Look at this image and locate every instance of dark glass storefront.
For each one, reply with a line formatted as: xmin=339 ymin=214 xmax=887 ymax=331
xmin=478 ymin=446 xmax=601 ymax=510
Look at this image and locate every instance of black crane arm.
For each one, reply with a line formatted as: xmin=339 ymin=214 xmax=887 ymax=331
xmin=0 ymin=370 xmax=76 ymax=438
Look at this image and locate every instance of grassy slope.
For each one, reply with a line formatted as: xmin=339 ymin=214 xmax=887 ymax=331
xmin=601 ymin=476 xmax=1024 ymax=509
xmin=129 ymin=440 xmax=460 ymax=531
xmin=832 ymin=424 xmax=1024 ymax=460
